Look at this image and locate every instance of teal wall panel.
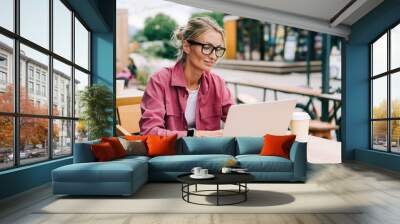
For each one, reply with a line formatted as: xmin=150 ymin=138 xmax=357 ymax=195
xmin=355 ymin=148 xmax=400 ymax=172
xmin=92 ymin=32 xmax=116 ymax=136
xmin=0 ymin=158 xmax=72 ymax=199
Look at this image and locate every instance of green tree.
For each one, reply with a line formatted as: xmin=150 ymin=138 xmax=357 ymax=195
xmin=190 ymin=12 xmax=225 ymax=27
xmin=143 ymin=13 xmax=177 ymax=41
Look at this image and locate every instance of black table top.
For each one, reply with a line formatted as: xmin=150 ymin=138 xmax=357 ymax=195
xmin=177 ymin=172 xmax=255 ymax=185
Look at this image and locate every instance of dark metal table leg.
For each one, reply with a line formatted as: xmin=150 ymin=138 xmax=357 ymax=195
xmin=245 ymin=183 xmax=247 ymax=201
xmin=187 ymin=184 xmax=190 ymax=202
xmin=217 ymin=184 xmax=219 ymax=206
xmin=195 ymin=184 xmax=197 ymax=192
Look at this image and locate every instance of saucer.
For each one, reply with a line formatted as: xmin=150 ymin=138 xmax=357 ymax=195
xmin=190 ymin=174 xmax=215 ymax=179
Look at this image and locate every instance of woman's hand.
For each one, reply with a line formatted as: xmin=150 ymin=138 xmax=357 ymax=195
xmin=194 ymin=129 xmax=223 ymax=137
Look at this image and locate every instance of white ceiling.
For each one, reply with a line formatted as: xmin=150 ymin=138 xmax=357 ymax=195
xmin=167 ymin=0 xmax=384 ymax=39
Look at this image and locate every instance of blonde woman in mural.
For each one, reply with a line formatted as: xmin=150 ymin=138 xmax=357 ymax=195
xmin=139 ymin=17 xmax=234 ymax=137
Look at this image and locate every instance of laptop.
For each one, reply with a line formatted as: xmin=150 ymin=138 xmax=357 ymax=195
xmin=223 ymin=99 xmax=297 ymax=137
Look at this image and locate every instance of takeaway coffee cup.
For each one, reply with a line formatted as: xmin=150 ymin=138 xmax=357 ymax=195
xmin=290 ymin=112 xmax=311 ymax=142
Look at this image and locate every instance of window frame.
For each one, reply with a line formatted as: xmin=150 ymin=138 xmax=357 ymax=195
xmin=369 ymin=20 xmax=400 ymax=154
xmin=0 ymin=0 xmax=92 ymax=171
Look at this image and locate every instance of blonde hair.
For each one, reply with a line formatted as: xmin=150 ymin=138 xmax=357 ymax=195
xmin=171 ymin=16 xmax=225 ymax=62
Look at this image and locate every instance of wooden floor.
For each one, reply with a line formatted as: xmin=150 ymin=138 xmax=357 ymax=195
xmin=1 ymin=162 xmax=400 ymax=224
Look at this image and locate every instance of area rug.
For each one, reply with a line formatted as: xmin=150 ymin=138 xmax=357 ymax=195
xmin=37 ymin=183 xmax=361 ymax=214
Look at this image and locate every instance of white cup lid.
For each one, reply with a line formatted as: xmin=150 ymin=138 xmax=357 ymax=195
xmin=292 ymin=111 xmax=311 ymax=121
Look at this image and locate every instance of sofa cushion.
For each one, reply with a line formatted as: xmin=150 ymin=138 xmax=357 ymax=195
xmin=115 ymin=155 xmax=150 ymax=164
xmin=124 ymin=135 xmax=148 ymax=141
xmin=52 ymin=158 xmax=147 ymax=183
xmin=179 ymin=137 xmax=236 ymax=155
xmin=236 ymin=155 xmax=293 ymax=172
xmin=91 ymin=142 xmax=118 ymax=161
xmin=119 ymin=138 xmax=147 ymax=156
xmin=147 ymin=135 xmax=178 ymax=157
xmin=148 ymin=154 xmax=235 ymax=172
xmin=260 ymin=134 xmax=296 ymax=159
xmin=101 ymin=137 xmax=127 ymax=158
xmin=235 ymin=137 xmax=263 ymax=155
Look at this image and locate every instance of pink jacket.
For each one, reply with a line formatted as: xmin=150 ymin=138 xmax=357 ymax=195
xmin=139 ymin=61 xmax=234 ymax=137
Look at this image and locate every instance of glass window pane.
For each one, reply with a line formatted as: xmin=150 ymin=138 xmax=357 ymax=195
xmin=372 ymin=33 xmax=387 ymax=76
xmin=0 ymin=35 xmax=14 ymax=112
xmin=74 ymin=69 xmax=89 ymax=118
xmin=75 ymin=120 xmax=88 ymax=143
xmin=391 ymin=24 xmax=400 ymax=70
xmin=20 ymin=0 xmax=49 ymax=49
xmin=20 ymin=44 xmax=49 ymax=115
xmin=53 ymin=0 xmax=72 ymax=60
xmin=53 ymin=59 xmax=72 ymax=117
xmin=0 ymin=0 xmax=14 ymax=31
xmin=53 ymin=119 xmax=72 ymax=158
xmin=372 ymin=76 xmax=387 ymax=119
xmin=75 ymin=18 xmax=89 ymax=70
xmin=391 ymin=72 xmax=400 ymax=118
xmin=0 ymin=116 xmax=14 ymax=170
xmin=372 ymin=121 xmax=388 ymax=151
xmin=20 ymin=117 xmax=49 ymax=165
xmin=391 ymin=120 xmax=400 ymax=153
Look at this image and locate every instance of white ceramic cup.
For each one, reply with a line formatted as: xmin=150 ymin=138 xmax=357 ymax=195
xmin=200 ymin=169 xmax=208 ymax=176
xmin=191 ymin=167 xmax=202 ymax=176
xmin=221 ymin=167 xmax=232 ymax=173
xmin=290 ymin=112 xmax=311 ymax=142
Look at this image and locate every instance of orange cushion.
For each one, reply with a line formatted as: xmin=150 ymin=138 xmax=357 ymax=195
xmin=124 ymin=135 xmax=148 ymax=141
xmin=101 ymin=137 xmax=126 ymax=158
xmin=91 ymin=142 xmax=118 ymax=161
xmin=259 ymin=134 xmax=296 ymax=159
xmin=146 ymin=135 xmax=177 ymax=157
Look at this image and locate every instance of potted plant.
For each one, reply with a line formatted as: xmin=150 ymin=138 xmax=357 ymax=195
xmin=79 ymin=84 xmax=113 ymax=140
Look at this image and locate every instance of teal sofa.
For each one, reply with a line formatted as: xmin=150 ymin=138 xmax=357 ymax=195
xmin=52 ymin=137 xmax=307 ymax=196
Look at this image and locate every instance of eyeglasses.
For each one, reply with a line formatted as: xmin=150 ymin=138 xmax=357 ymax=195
xmin=187 ymin=39 xmax=226 ymax=58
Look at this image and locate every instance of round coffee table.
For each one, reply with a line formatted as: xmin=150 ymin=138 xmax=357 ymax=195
xmin=177 ymin=172 xmax=255 ymax=206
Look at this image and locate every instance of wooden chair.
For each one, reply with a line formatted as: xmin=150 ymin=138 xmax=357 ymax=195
xmin=116 ymin=96 xmax=142 ymax=136
xmin=309 ymin=120 xmax=339 ymax=140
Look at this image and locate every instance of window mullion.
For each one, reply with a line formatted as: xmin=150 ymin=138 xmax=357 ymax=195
xmin=388 ymin=29 xmax=391 ymax=153
xmin=370 ymin=45 xmax=373 ymax=148
xmin=13 ymin=0 xmax=20 ymax=167
xmin=71 ymin=10 xmax=76 ymax=154
xmin=48 ymin=0 xmax=54 ymax=160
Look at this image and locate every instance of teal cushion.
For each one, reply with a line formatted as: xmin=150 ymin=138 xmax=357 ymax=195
xmin=179 ymin=137 xmax=236 ymax=155
xmin=235 ymin=137 xmax=264 ymax=155
xmin=236 ymin=155 xmax=293 ymax=172
xmin=116 ymin=155 xmax=150 ymax=163
xmin=53 ymin=159 xmax=147 ymax=183
xmin=149 ymin=154 xmax=235 ymax=172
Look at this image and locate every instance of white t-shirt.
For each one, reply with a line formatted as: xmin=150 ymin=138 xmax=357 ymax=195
xmin=185 ymin=87 xmax=199 ymax=129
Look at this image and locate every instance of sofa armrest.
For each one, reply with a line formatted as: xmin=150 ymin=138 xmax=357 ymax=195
xmin=73 ymin=140 xmax=100 ymax=163
xmin=289 ymin=142 xmax=307 ymax=181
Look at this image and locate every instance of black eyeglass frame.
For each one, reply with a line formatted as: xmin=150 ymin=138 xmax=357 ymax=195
xmin=187 ymin=39 xmax=226 ymax=58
